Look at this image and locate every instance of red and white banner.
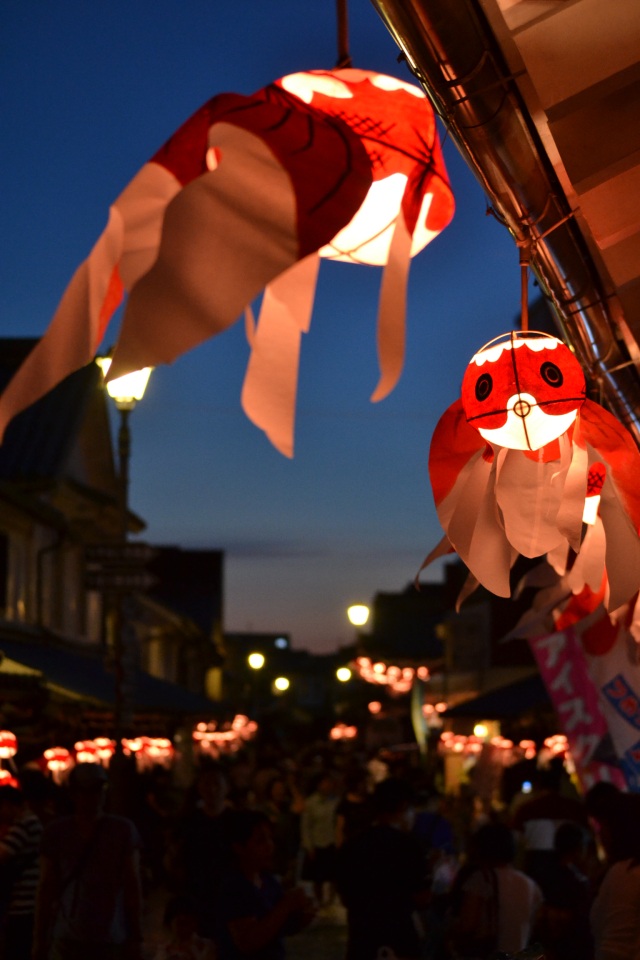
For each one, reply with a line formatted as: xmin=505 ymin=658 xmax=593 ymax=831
xmin=529 ymin=627 xmax=627 ymax=791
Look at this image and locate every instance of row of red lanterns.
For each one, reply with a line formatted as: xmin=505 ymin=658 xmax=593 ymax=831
xmin=192 ymin=715 xmax=259 ymax=756
xmin=439 ymin=731 xmax=569 ymax=764
xmin=353 ymin=657 xmax=430 ymax=693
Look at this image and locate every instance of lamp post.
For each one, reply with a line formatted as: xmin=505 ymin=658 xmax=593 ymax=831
xmin=96 ymin=357 xmax=152 ymax=783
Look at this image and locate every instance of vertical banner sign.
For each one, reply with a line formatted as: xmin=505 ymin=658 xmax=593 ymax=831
xmin=574 ymin=605 xmax=640 ymax=791
xmin=529 ymin=628 xmax=626 ymax=791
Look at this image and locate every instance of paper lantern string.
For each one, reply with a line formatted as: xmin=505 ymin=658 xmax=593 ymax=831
xmin=336 ymin=0 xmax=352 ymax=69
xmin=517 ymin=237 xmax=533 ymax=333
xmin=0 ymin=70 xmax=454 ymax=458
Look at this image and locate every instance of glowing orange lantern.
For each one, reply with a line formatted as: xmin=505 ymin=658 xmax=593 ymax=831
xmin=425 ymin=331 xmax=640 ymax=609
xmin=74 ymin=740 xmax=100 ymax=764
xmin=0 ymin=769 xmax=19 ymax=788
xmin=44 ymin=747 xmax=73 ymax=775
xmin=0 ymin=731 xmax=17 ymax=759
xmin=0 ymin=71 xmax=453 ymax=458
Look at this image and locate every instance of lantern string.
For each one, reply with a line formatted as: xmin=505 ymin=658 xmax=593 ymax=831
xmin=518 ymin=237 xmax=533 ymax=333
xmin=336 ymin=0 xmax=352 ymax=68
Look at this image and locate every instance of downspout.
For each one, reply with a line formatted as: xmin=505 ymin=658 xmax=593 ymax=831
xmin=371 ymin=0 xmax=640 ymax=441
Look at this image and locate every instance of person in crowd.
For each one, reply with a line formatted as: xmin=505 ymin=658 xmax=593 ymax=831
xmin=334 ymin=768 xmax=371 ymax=849
xmin=172 ymin=762 xmax=231 ymax=938
xmin=258 ymin=776 xmax=300 ymax=884
xmin=510 ymin=760 xmax=589 ymax=891
xmin=336 ymin=776 xmax=430 ymax=960
xmin=0 ymin=780 xmax=44 ymax=960
xmin=216 ymin=809 xmax=315 ymax=960
xmin=300 ymin=771 xmax=340 ymax=906
xmin=589 ymin=790 xmax=640 ymax=960
xmin=31 ymin=761 xmax=143 ymax=960
xmin=451 ymin=821 xmax=543 ymax=959
xmin=536 ymin=821 xmax=594 ymax=960
xmin=153 ymin=894 xmax=216 ymax=960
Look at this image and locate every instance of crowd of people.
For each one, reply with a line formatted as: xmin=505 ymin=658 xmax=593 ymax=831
xmin=0 ymin=742 xmax=638 ymax=960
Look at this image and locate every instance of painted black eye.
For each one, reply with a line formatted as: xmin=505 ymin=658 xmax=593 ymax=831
xmin=540 ymin=361 xmax=563 ymax=387
xmin=475 ymin=372 xmax=493 ymax=401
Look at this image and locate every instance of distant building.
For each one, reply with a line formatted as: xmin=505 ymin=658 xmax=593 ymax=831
xmin=0 ymin=339 xmax=218 ymax=759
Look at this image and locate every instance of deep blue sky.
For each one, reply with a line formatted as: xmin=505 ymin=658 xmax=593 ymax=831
xmin=1 ymin=1 xmax=524 ymax=652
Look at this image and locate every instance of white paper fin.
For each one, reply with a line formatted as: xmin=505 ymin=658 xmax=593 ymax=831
xmin=415 ymin=534 xmax=453 ymax=588
xmin=244 ymin=305 xmax=256 ymax=349
xmin=495 ymin=447 xmax=569 ymax=558
xmin=0 ymin=206 xmax=124 ymax=442
xmin=110 ymin=123 xmax=299 ymax=378
xmin=556 ymin=437 xmax=588 ymax=552
xmin=599 ymin=473 xmax=640 ymax=610
xmin=456 ymin=573 xmax=480 ymax=611
xmin=241 ymin=254 xmax=320 ymax=458
xmin=370 ymin=215 xmax=412 ymax=403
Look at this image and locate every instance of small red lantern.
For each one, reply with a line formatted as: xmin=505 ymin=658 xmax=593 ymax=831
xmin=0 ymin=769 xmax=19 ymax=788
xmin=0 ymin=731 xmax=17 ymax=760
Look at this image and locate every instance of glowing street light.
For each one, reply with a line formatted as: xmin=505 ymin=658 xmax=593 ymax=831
xmin=273 ymin=676 xmax=290 ymax=693
xmin=248 ymin=652 xmax=265 ymax=670
xmin=336 ymin=666 xmax=352 ymax=683
xmin=347 ymin=604 xmax=370 ymax=627
xmin=96 ymin=356 xmax=153 ymax=411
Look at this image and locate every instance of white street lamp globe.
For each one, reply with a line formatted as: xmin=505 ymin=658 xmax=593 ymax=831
xmin=347 ymin=604 xmax=370 ymax=627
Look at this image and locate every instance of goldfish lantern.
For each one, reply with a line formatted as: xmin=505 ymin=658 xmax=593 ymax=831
xmin=0 ymin=70 xmax=453 ymax=457
xmin=0 ymin=730 xmax=17 ymax=759
xmin=428 ymin=331 xmax=640 ymax=609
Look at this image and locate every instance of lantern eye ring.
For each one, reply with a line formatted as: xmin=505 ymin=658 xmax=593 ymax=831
xmin=475 ymin=373 xmax=493 ymax=402
xmin=540 ymin=362 xmax=563 ymax=388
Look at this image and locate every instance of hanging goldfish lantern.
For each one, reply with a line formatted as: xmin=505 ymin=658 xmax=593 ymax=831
xmin=426 ymin=331 xmax=640 ymax=609
xmin=0 ymin=70 xmax=453 ymax=457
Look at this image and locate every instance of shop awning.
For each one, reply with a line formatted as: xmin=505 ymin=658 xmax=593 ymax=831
xmin=0 ymin=634 xmax=217 ymax=715
xmin=444 ymin=673 xmax=550 ymax=720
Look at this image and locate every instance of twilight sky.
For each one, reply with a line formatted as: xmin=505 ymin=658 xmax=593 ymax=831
xmin=1 ymin=1 xmax=526 ymax=652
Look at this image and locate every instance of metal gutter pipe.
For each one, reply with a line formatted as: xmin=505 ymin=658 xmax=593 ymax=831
xmin=371 ymin=0 xmax=640 ymax=440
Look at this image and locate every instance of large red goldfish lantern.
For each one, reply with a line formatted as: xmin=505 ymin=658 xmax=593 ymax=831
xmin=0 ymin=69 xmax=453 ymax=457
xmin=427 ymin=331 xmax=640 ymax=609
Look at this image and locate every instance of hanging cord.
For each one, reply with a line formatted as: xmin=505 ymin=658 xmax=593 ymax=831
xmin=517 ymin=237 xmax=533 ymax=333
xmin=336 ymin=0 xmax=352 ymax=68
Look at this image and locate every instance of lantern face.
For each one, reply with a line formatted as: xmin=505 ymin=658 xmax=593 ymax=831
xmin=461 ymin=334 xmax=586 ymax=451
xmin=276 ymin=69 xmax=454 ymax=265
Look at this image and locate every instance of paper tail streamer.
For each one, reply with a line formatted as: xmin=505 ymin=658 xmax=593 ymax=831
xmin=370 ymin=214 xmax=413 ymax=403
xmin=0 ymin=163 xmax=182 ymax=441
xmin=241 ymin=254 xmax=320 ymax=457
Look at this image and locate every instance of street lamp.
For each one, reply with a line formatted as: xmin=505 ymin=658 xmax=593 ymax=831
xmin=248 ymin=652 xmax=265 ymax=670
xmin=336 ymin=666 xmax=352 ymax=683
xmin=273 ymin=676 xmax=290 ymax=693
xmin=347 ymin=604 xmax=370 ymax=627
xmin=96 ymin=356 xmax=152 ymax=802
xmin=96 ymin=357 xmax=153 ymax=539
